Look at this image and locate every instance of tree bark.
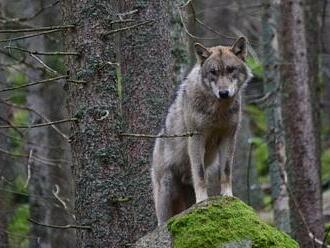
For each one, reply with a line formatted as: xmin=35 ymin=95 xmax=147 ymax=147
xmin=321 ymin=0 xmax=330 ymax=142
xmin=18 ymin=1 xmax=75 ymax=247
xmin=61 ymin=0 xmax=173 ymax=246
xmin=278 ymin=0 xmax=324 ymax=246
xmin=0 ymin=74 xmax=10 ymax=248
xmin=304 ymin=0 xmax=322 ymax=183
xmin=261 ymin=0 xmax=290 ymax=234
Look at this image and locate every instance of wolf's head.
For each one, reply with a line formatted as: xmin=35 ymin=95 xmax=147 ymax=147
xmin=195 ymin=37 xmax=253 ymax=100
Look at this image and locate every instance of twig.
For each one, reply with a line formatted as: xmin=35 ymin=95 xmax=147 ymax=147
xmin=0 ymin=1 xmax=59 ymax=24
xmin=0 ymin=29 xmax=62 ymax=43
xmin=0 ymin=25 xmax=75 ymax=33
xmin=0 ymin=116 xmax=24 ymax=137
xmin=0 ymin=99 xmax=70 ymax=140
xmin=5 ymin=46 xmax=79 ymax=56
xmin=247 ymin=91 xmax=273 ymax=105
xmin=0 ymin=147 xmax=67 ymax=167
xmin=52 ymin=184 xmax=68 ymax=210
xmin=24 ymin=150 xmax=33 ymax=188
xmin=0 ymin=147 xmax=27 ymax=158
xmin=103 ymin=20 xmax=154 ymax=36
xmin=246 ymin=142 xmax=254 ymax=205
xmin=118 ymin=132 xmax=199 ymax=138
xmin=275 ymin=157 xmax=330 ymax=247
xmin=30 ymin=54 xmax=58 ymax=74
xmin=28 ymin=218 xmax=92 ymax=230
xmin=117 ymin=9 xmax=138 ymax=18
xmin=181 ymin=0 xmax=236 ymax=41
xmin=0 ymin=118 xmax=77 ymax=129
xmin=0 ymin=75 xmax=67 ymax=92
xmin=177 ymin=2 xmax=218 ymax=41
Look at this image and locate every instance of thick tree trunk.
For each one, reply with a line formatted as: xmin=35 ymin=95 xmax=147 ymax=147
xmin=278 ymin=0 xmax=324 ymax=246
xmin=61 ymin=0 xmax=172 ymax=246
xmin=261 ymin=0 xmax=290 ymax=233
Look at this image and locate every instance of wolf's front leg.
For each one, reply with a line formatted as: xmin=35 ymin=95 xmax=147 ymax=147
xmin=188 ymin=135 xmax=207 ymax=202
xmin=219 ymin=131 xmax=238 ymax=197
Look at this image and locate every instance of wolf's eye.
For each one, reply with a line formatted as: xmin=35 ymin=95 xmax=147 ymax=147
xmin=210 ymin=68 xmax=217 ymax=75
xmin=226 ymin=66 xmax=236 ymax=73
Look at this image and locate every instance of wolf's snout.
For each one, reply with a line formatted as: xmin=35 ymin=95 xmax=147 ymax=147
xmin=219 ymin=90 xmax=229 ymax=99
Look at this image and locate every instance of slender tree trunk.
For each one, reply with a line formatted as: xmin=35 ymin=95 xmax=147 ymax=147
xmin=0 ymin=75 xmax=10 ymax=247
xmin=304 ymin=0 xmax=322 ymax=180
xmin=61 ymin=0 xmax=172 ymax=246
xmin=278 ymin=0 xmax=324 ymax=246
xmin=171 ymin=0 xmax=195 ymax=83
xmin=21 ymin=1 xmax=75 ymax=247
xmin=232 ymin=111 xmax=264 ymax=210
xmin=321 ymin=0 xmax=330 ymax=142
xmin=261 ymin=0 xmax=290 ymax=233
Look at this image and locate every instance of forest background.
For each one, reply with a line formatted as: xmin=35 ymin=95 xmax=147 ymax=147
xmin=0 ymin=0 xmax=329 ymax=247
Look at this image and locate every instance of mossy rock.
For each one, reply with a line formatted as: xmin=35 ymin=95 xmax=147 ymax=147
xmin=135 ymin=196 xmax=298 ymax=248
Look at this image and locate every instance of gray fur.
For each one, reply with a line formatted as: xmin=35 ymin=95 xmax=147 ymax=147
xmin=151 ymin=38 xmax=253 ymax=225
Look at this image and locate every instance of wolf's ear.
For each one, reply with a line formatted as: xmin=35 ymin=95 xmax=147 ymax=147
xmin=231 ymin=37 xmax=247 ymax=61
xmin=195 ymin=43 xmax=211 ymax=63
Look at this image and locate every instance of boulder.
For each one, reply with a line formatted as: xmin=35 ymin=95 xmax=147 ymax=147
xmin=135 ymin=196 xmax=298 ymax=248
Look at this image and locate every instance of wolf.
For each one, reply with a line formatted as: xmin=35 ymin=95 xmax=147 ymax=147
xmin=151 ymin=37 xmax=252 ymax=225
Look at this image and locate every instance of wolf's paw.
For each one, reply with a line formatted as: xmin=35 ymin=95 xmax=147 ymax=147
xmin=221 ymin=187 xmax=233 ymax=197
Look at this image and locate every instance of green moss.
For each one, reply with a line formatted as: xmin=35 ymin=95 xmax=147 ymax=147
xmin=322 ymin=148 xmax=330 ymax=183
xmin=8 ymin=204 xmax=30 ymax=248
xmin=168 ymin=197 xmax=298 ymax=248
xmin=246 ymin=57 xmax=263 ymax=78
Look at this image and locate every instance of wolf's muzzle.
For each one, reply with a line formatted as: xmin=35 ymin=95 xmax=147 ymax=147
xmin=219 ymin=90 xmax=229 ymax=99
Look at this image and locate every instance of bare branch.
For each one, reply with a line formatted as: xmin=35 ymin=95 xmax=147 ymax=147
xmin=0 ymin=29 xmax=63 ymax=43
xmin=0 ymin=75 xmax=67 ymax=92
xmin=28 ymin=218 xmax=92 ymax=230
xmin=5 ymin=46 xmax=79 ymax=56
xmin=103 ymin=20 xmax=154 ymax=36
xmin=0 ymin=99 xmax=70 ymax=140
xmin=24 ymin=150 xmax=33 ymax=188
xmin=30 ymin=54 xmax=58 ymax=74
xmin=0 ymin=25 xmax=74 ymax=33
xmin=177 ymin=1 xmax=218 ymax=41
xmin=118 ymin=132 xmax=199 ymax=139
xmin=52 ymin=184 xmax=68 ymax=210
xmin=0 ymin=118 xmax=77 ymax=129
xmin=0 ymin=1 xmax=59 ymax=24
xmin=0 ymin=147 xmax=27 ymax=158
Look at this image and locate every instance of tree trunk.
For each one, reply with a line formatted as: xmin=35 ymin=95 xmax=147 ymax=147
xmin=278 ymin=0 xmax=324 ymax=246
xmin=20 ymin=1 xmax=75 ymax=247
xmin=170 ymin=0 xmax=195 ymax=82
xmin=61 ymin=0 xmax=173 ymax=246
xmin=0 ymin=74 xmax=10 ymax=247
xmin=261 ymin=0 xmax=290 ymax=233
xmin=321 ymin=0 xmax=330 ymax=142
xmin=304 ymin=0 xmax=322 ymax=182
